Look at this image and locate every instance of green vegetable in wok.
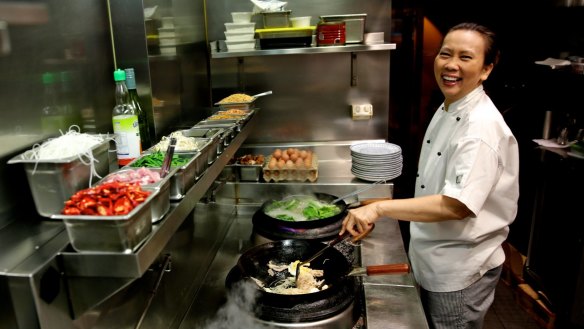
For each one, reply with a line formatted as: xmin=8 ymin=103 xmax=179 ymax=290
xmin=265 ymin=196 xmax=342 ymax=222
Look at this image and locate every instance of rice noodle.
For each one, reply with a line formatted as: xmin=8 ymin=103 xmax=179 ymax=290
xmin=25 ymin=126 xmax=112 ymax=186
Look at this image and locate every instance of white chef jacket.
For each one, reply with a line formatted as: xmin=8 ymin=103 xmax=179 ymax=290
xmin=409 ymin=85 xmax=519 ymax=292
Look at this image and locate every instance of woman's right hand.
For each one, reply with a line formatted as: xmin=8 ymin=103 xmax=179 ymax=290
xmin=339 ymin=203 xmax=379 ymax=236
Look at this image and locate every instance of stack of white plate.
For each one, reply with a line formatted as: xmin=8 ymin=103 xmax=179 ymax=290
xmin=350 ymin=142 xmax=403 ymax=182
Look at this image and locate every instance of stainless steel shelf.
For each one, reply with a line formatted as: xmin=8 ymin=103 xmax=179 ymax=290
xmin=210 ymin=42 xmax=396 ymax=59
xmin=59 ymin=113 xmax=259 ymax=278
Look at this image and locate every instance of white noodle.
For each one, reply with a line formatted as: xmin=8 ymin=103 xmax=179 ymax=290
xmin=25 ymin=126 xmax=113 ymax=186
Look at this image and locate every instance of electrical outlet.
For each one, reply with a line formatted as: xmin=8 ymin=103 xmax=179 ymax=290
xmin=352 ymin=104 xmax=373 ymax=120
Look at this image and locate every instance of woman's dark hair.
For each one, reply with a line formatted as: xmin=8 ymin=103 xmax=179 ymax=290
xmin=448 ymin=22 xmax=500 ymax=67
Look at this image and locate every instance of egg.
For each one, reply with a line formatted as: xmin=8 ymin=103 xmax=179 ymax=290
xmin=295 ymin=157 xmax=304 ymax=168
xmin=268 ymin=157 xmax=277 ymax=169
xmin=281 ymin=152 xmax=290 ymax=161
xmin=273 ymin=149 xmax=282 ymax=159
xmin=277 ymin=159 xmax=286 ymax=169
xmin=304 ymin=157 xmax=312 ymax=167
xmin=299 ymin=150 xmax=308 ymax=159
xmin=290 ymin=152 xmax=299 ymax=162
xmin=286 ymin=160 xmax=294 ymax=168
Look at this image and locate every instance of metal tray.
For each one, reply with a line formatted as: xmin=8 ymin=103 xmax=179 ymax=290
xmin=51 ymin=187 xmax=158 ymax=253
xmin=237 ymin=164 xmax=263 ymax=182
xmin=130 ymin=151 xmax=205 ymax=201
xmin=7 ymin=138 xmax=112 ymax=217
xmin=98 ymin=167 xmax=177 ymax=223
xmin=195 ymin=120 xmax=243 ymax=133
xmin=180 ymin=127 xmax=225 ymax=156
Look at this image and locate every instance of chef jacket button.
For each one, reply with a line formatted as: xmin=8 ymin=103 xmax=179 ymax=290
xmin=437 ymin=152 xmax=442 ymax=156
xmin=416 ymin=173 xmax=419 ymax=177
xmin=456 ymin=117 xmax=461 ymax=121
xmin=426 ymin=139 xmax=431 ymax=143
xmin=421 ymin=185 xmax=425 ymax=189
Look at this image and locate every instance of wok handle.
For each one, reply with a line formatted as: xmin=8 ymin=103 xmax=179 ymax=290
xmin=366 ymin=263 xmax=410 ymax=275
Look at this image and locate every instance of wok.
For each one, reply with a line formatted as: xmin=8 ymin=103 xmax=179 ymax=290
xmin=225 ymin=239 xmax=410 ymax=307
xmin=255 ymin=192 xmax=389 ymax=229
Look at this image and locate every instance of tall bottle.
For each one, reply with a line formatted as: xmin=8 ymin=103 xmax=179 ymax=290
xmin=112 ymin=69 xmax=142 ymax=166
xmin=40 ymin=72 xmax=67 ymax=134
xmin=124 ymin=68 xmax=152 ymax=149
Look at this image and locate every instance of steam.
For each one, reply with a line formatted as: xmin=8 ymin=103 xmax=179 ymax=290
xmin=201 ymin=280 xmax=275 ymax=329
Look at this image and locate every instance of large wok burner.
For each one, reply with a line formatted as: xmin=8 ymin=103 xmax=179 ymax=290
xmin=225 ymin=239 xmax=364 ymax=327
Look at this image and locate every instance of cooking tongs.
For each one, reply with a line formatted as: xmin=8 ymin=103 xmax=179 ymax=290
xmin=294 ymin=224 xmax=375 ymax=285
xmin=160 ymin=137 xmax=177 ymax=179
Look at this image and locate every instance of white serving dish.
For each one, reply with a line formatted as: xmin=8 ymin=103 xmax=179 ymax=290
xmin=225 ymin=31 xmax=255 ymax=41
xmin=224 ymin=22 xmax=255 ymax=33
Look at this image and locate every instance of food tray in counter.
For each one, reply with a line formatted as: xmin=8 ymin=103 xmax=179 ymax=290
xmin=7 ymin=137 xmax=112 ymax=217
xmin=149 ymin=130 xmax=214 ymax=154
xmin=98 ymin=167 xmax=178 ymax=223
xmin=51 ymin=186 xmax=158 ymax=253
xmin=128 ymin=151 xmax=207 ymax=201
xmin=224 ymin=154 xmax=266 ymax=182
xmin=262 ymin=154 xmax=318 ymax=182
xmin=179 ymin=127 xmax=226 ymax=155
xmin=207 ymin=109 xmax=254 ymax=123
xmin=194 ymin=120 xmax=242 ymax=134
xmin=215 ymin=94 xmax=257 ymax=110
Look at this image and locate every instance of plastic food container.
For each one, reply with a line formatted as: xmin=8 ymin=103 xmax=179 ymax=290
xmin=231 ymin=12 xmax=253 ymax=23
xmin=290 ymin=16 xmax=311 ymax=28
xmin=7 ymin=138 xmax=112 ymax=217
xmin=51 ymin=187 xmax=157 ymax=253
xmin=224 ymin=31 xmax=255 ymax=42
xmin=224 ymin=22 xmax=255 ymax=33
xmin=225 ymin=39 xmax=256 ymax=51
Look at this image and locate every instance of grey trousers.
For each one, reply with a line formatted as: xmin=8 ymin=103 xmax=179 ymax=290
xmin=420 ymin=265 xmax=503 ymax=329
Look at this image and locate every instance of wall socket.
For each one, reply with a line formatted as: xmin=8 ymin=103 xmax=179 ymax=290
xmin=351 ymin=104 xmax=373 ymax=120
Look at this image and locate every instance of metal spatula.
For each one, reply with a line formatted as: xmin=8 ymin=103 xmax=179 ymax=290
xmin=294 ymin=224 xmax=375 ymax=286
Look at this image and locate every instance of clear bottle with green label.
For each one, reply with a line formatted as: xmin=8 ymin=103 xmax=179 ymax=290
xmin=40 ymin=72 xmax=67 ymax=134
xmin=112 ymin=69 xmax=142 ymax=166
xmin=124 ymin=68 xmax=152 ymax=149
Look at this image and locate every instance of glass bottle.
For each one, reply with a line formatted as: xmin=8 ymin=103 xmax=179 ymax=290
xmin=40 ymin=72 xmax=67 ymax=134
xmin=124 ymin=68 xmax=152 ymax=149
xmin=112 ymin=69 xmax=142 ymax=166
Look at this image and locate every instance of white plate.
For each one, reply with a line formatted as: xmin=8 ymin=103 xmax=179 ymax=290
xmin=350 ymin=142 xmax=402 ymax=156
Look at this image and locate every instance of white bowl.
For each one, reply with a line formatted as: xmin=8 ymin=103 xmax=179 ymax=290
xmin=225 ymin=31 xmax=255 ymax=42
xmin=224 ymin=22 xmax=255 ymax=33
xmin=290 ymin=16 xmax=311 ymax=28
xmin=231 ymin=12 xmax=253 ymax=23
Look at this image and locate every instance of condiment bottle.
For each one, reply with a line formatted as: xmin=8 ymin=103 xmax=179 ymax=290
xmin=112 ymin=69 xmax=142 ymax=166
xmin=124 ymin=68 xmax=152 ymax=149
xmin=40 ymin=72 xmax=67 ymax=134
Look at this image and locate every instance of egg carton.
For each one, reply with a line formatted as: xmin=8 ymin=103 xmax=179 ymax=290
xmin=262 ymin=154 xmax=318 ymax=182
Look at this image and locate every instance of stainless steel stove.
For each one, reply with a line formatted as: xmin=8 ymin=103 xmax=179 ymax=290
xmin=177 ymin=200 xmax=429 ymax=329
